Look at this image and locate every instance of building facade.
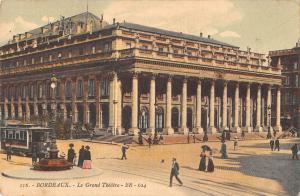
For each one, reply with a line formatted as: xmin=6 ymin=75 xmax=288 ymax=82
xmin=269 ymin=43 xmax=300 ymax=130
xmin=0 ymin=12 xmax=282 ymax=135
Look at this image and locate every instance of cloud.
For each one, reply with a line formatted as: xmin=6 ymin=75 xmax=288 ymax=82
xmin=41 ymin=16 xmax=55 ymax=23
xmin=219 ymin=30 xmax=241 ymax=38
xmin=0 ymin=16 xmax=38 ymax=44
xmin=103 ymin=0 xmax=242 ymax=37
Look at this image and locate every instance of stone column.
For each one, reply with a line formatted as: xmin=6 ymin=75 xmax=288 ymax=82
xmin=129 ymin=73 xmax=139 ymax=135
xmin=222 ymin=81 xmax=228 ymax=130
xmin=83 ymin=77 xmax=89 ymax=124
xmin=95 ymin=76 xmax=101 ymax=129
xmin=267 ymin=85 xmax=272 ymax=129
xmin=208 ymin=80 xmax=216 ymax=134
xmin=275 ymin=86 xmax=282 ymax=132
xmin=60 ymin=79 xmax=66 ymax=120
xmin=4 ymin=97 xmax=8 ymax=119
xmin=245 ymin=83 xmax=252 ymax=132
xmin=33 ymin=95 xmax=38 ymax=117
xmin=26 ymin=95 xmax=30 ymax=120
xmin=147 ymin=75 xmax=156 ymax=135
xmin=194 ymin=79 xmax=203 ymax=133
xmin=233 ymin=82 xmax=241 ymax=133
xmin=0 ymin=104 xmax=2 ymax=120
xmin=180 ymin=78 xmax=189 ymax=134
xmin=11 ymin=97 xmax=15 ymax=119
xmin=164 ymin=76 xmax=174 ymax=135
xmin=255 ymin=84 xmax=263 ymax=132
xmin=18 ymin=96 xmax=22 ymax=119
xmin=71 ymin=78 xmax=77 ymax=123
xmin=116 ymin=78 xmax=122 ymax=135
xmin=109 ymin=74 xmax=115 ymax=131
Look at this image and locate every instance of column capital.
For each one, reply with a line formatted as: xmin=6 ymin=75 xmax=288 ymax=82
xmin=167 ymin=74 xmax=173 ymax=82
xmin=131 ymin=71 xmax=139 ymax=79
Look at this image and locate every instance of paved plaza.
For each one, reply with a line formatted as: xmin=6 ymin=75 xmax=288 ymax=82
xmin=0 ymin=138 xmax=300 ymax=196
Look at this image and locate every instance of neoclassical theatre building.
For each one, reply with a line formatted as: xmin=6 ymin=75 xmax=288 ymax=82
xmin=0 ymin=12 xmax=282 ymax=135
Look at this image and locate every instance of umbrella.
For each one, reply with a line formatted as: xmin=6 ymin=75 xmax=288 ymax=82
xmin=201 ymin=145 xmax=212 ymax=151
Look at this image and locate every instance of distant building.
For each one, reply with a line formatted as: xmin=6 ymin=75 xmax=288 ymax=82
xmin=0 ymin=12 xmax=282 ymax=136
xmin=269 ymin=42 xmax=300 ymax=130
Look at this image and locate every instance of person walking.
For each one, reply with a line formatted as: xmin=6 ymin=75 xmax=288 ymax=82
xmin=193 ymin=132 xmax=196 ymax=143
xmin=274 ymin=138 xmax=280 ymax=151
xmin=6 ymin=144 xmax=12 ymax=161
xmin=138 ymin=132 xmax=143 ymax=145
xmin=148 ymin=135 xmax=152 ymax=148
xmin=159 ymin=134 xmax=164 ymax=144
xmin=67 ymin=143 xmax=75 ymax=165
xmin=82 ymin=146 xmax=92 ymax=169
xmin=203 ymin=132 xmax=208 ymax=142
xmin=121 ymin=143 xmax=129 ymax=160
xmin=198 ymin=151 xmax=206 ymax=171
xmin=169 ymin=158 xmax=183 ymax=187
xmin=270 ymin=139 xmax=275 ymax=151
xmin=207 ymin=151 xmax=214 ymax=172
xmin=77 ymin=145 xmax=85 ymax=167
xmin=291 ymin=144 xmax=298 ymax=160
xmin=220 ymin=141 xmax=228 ymax=159
xmin=234 ymin=137 xmax=238 ymax=150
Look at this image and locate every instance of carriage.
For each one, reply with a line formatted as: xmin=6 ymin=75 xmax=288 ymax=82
xmin=0 ymin=121 xmax=55 ymax=157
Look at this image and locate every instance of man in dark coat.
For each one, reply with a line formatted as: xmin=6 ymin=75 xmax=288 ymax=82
xmin=274 ymin=138 xmax=280 ymax=151
xmin=138 ymin=132 xmax=143 ymax=145
xmin=121 ymin=143 xmax=129 ymax=160
xmin=148 ymin=136 xmax=152 ymax=148
xmin=169 ymin=158 xmax=183 ymax=187
xmin=67 ymin=143 xmax=75 ymax=164
xmin=77 ymin=145 xmax=85 ymax=167
xmin=291 ymin=144 xmax=298 ymax=160
xmin=270 ymin=139 xmax=275 ymax=151
xmin=6 ymin=144 xmax=12 ymax=161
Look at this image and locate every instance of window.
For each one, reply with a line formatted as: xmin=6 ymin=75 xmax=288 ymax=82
xmin=92 ymin=46 xmax=96 ymax=54
xmin=104 ymin=42 xmax=111 ymax=52
xmin=24 ymin=59 xmax=27 ymax=66
xmin=68 ymin=50 xmax=72 ymax=58
xmin=77 ymin=80 xmax=83 ymax=98
xmin=38 ymin=84 xmax=43 ymax=98
xmin=22 ymin=86 xmax=26 ymax=99
xmin=58 ymin=52 xmax=62 ymax=59
xmin=88 ymin=79 xmax=95 ymax=97
xmin=158 ymin=47 xmax=163 ymax=52
xmin=40 ymin=56 xmax=43 ymax=63
xmin=294 ymin=62 xmax=298 ymax=70
xmin=55 ymin=81 xmax=60 ymax=97
xmin=101 ymin=78 xmax=109 ymax=96
xmin=65 ymin=81 xmax=71 ymax=98
xmin=49 ymin=55 xmax=52 ymax=62
xmin=173 ymin=49 xmax=178 ymax=54
xmin=30 ymin=85 xmax=34 ymax=99
xmin=32 ymin=58 xmax=35 ymax=64
xmin=285 ymin=76 xmax=290 ymax=86
xmin=296 ymin=75 xmax=299 ymax=87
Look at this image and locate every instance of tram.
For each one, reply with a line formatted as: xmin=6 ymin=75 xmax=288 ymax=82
xmin=0 ymin=121 xmax=55 ymax=157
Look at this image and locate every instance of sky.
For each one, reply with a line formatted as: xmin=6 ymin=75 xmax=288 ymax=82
xmin=0 ymin=0 xmax=299 ymax=54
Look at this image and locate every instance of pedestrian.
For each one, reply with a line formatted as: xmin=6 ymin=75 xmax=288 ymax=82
xmin=220 ymin=141 xmax=228 ymax=159
xmin=187 ymin=132 xmax=190 ymax=143
xmin=193 ymin=133 xmax=196 ymax=143
xmin=148 ymin=135 xmax=152 ymax=148
xmin=234 ymin=137 xmax=238 ymax=150
xmin=241 ymin=130 xmax=245 ymax=139
xmin=267 ymin=128 xmax=272 ymax=139
xmin=153 ymin=133 xmax=159 ymax=145
xmin=32 ymin=151 xmax=37 ymax=165
xmin=159 ymin=134 xmax=164 ymax=144
xmin=121 ymin=143 xmax=129 ymax=160
xmin=270 ymin=139 xmax=275 ymax=151
xmin=77 ymin=145 xmax=85 ymax=167
xmin=274 ymin=138 xmax=280 ymax=151
xmin=226 ymin=130 xmax=231 ymax=141
xmin=67 ymin=143 xmax=75 ymax=164
xmin=169 ymin=158 xmax=183 ymax=187
xmin=221 ymin=130 xmax=226 ymax=142
xmin=198 ymin=151 xmax=206 ymax=171
xmin=90 ymin=131 xmax=94 ymax=141
xmin=82 ymin=146 xmax=92 ymax=169
xmin=6 ymin=144 xmax=12 ymax=161
xmin=207 ymin=151 xmax=214 ymax=172
xmin=291 ymin=144 xmax=299 ymax=160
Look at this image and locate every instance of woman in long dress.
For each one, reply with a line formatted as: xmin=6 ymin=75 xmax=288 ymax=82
xmin=77 ymin=146 xmax=85 ymax=167
xmin=82 ymin=146 xmax=92 ymax=169
xmin=207 ymin=151 xmax=214 ymax=172
xmin=198 ymin=151 xmax=206 ymax=171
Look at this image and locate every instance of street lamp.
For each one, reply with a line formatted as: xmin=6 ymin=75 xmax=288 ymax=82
xmin=50 ymin=74 xmax=57 ymax=119
xmin=267 ymin=106 xmax=272 ymax=138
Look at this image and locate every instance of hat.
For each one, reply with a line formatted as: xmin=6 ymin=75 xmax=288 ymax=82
xmin=85 ymin=145 xmax=90 ymax=150
xmin=172 ymin=157 xmax=176 ymax=161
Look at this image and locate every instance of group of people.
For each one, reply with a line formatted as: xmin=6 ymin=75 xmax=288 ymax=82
xmin=198 ymin=150 xmax=214 ymax=172
xmin=67 ymin=144 xmax=92 ymax=169
xmin=138 ymin=132 xmax=164 ymax=147
xmin=269 ymin=138 xmax=280 ymax=151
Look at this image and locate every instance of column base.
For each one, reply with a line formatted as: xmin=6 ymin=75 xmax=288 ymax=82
xmin=244 ymin=126 xmax=253 ymax=133
xmin=207 ymin=126 xmax=217 ymax=134
xmin=163 ymin=127 xmax=174 ymax=135
xmin=220 ymin=126 xmax=229 ymax=132
xmin=193 ymin=127 xmax=203 ymax=134
xmin=129 ymin=127 xmax=140 ymax=136
xmin=274 ymin=126 xmax=282 ymax=133
xmin=146 ymin=128 xmax=155 ymax=136
xmin=255 ymin=126 xmax=263 ymax=132
xmin=116 ymin=127 xmax=124 ymax=135
xmin=180 ymin=127 xmax=189 ymax=135
xmin=233 ymin=127 xmax=241 ymax=133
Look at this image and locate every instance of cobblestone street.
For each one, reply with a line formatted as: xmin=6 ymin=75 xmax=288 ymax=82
xmin=1 ymin=138 xmax=300 ymax=196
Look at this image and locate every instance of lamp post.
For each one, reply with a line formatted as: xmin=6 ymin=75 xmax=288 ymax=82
xmin=50 ymin=74 xmax=57 ymax=120
xmin=267 ymin=105 xmax=272 ymax=138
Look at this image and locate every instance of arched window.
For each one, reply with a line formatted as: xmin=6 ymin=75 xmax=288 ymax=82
xmin=155 ymin=107 xmax=164 ymax=131
xmin=101 ymin=78 xmax=109 ymax=96
xmin=88 ymin=79 xmax=95 ymax=97
xmin=139 ymin=107 xmax=148 ymax=131
xmin=65 ymin=81 xmax=71 ymax=98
